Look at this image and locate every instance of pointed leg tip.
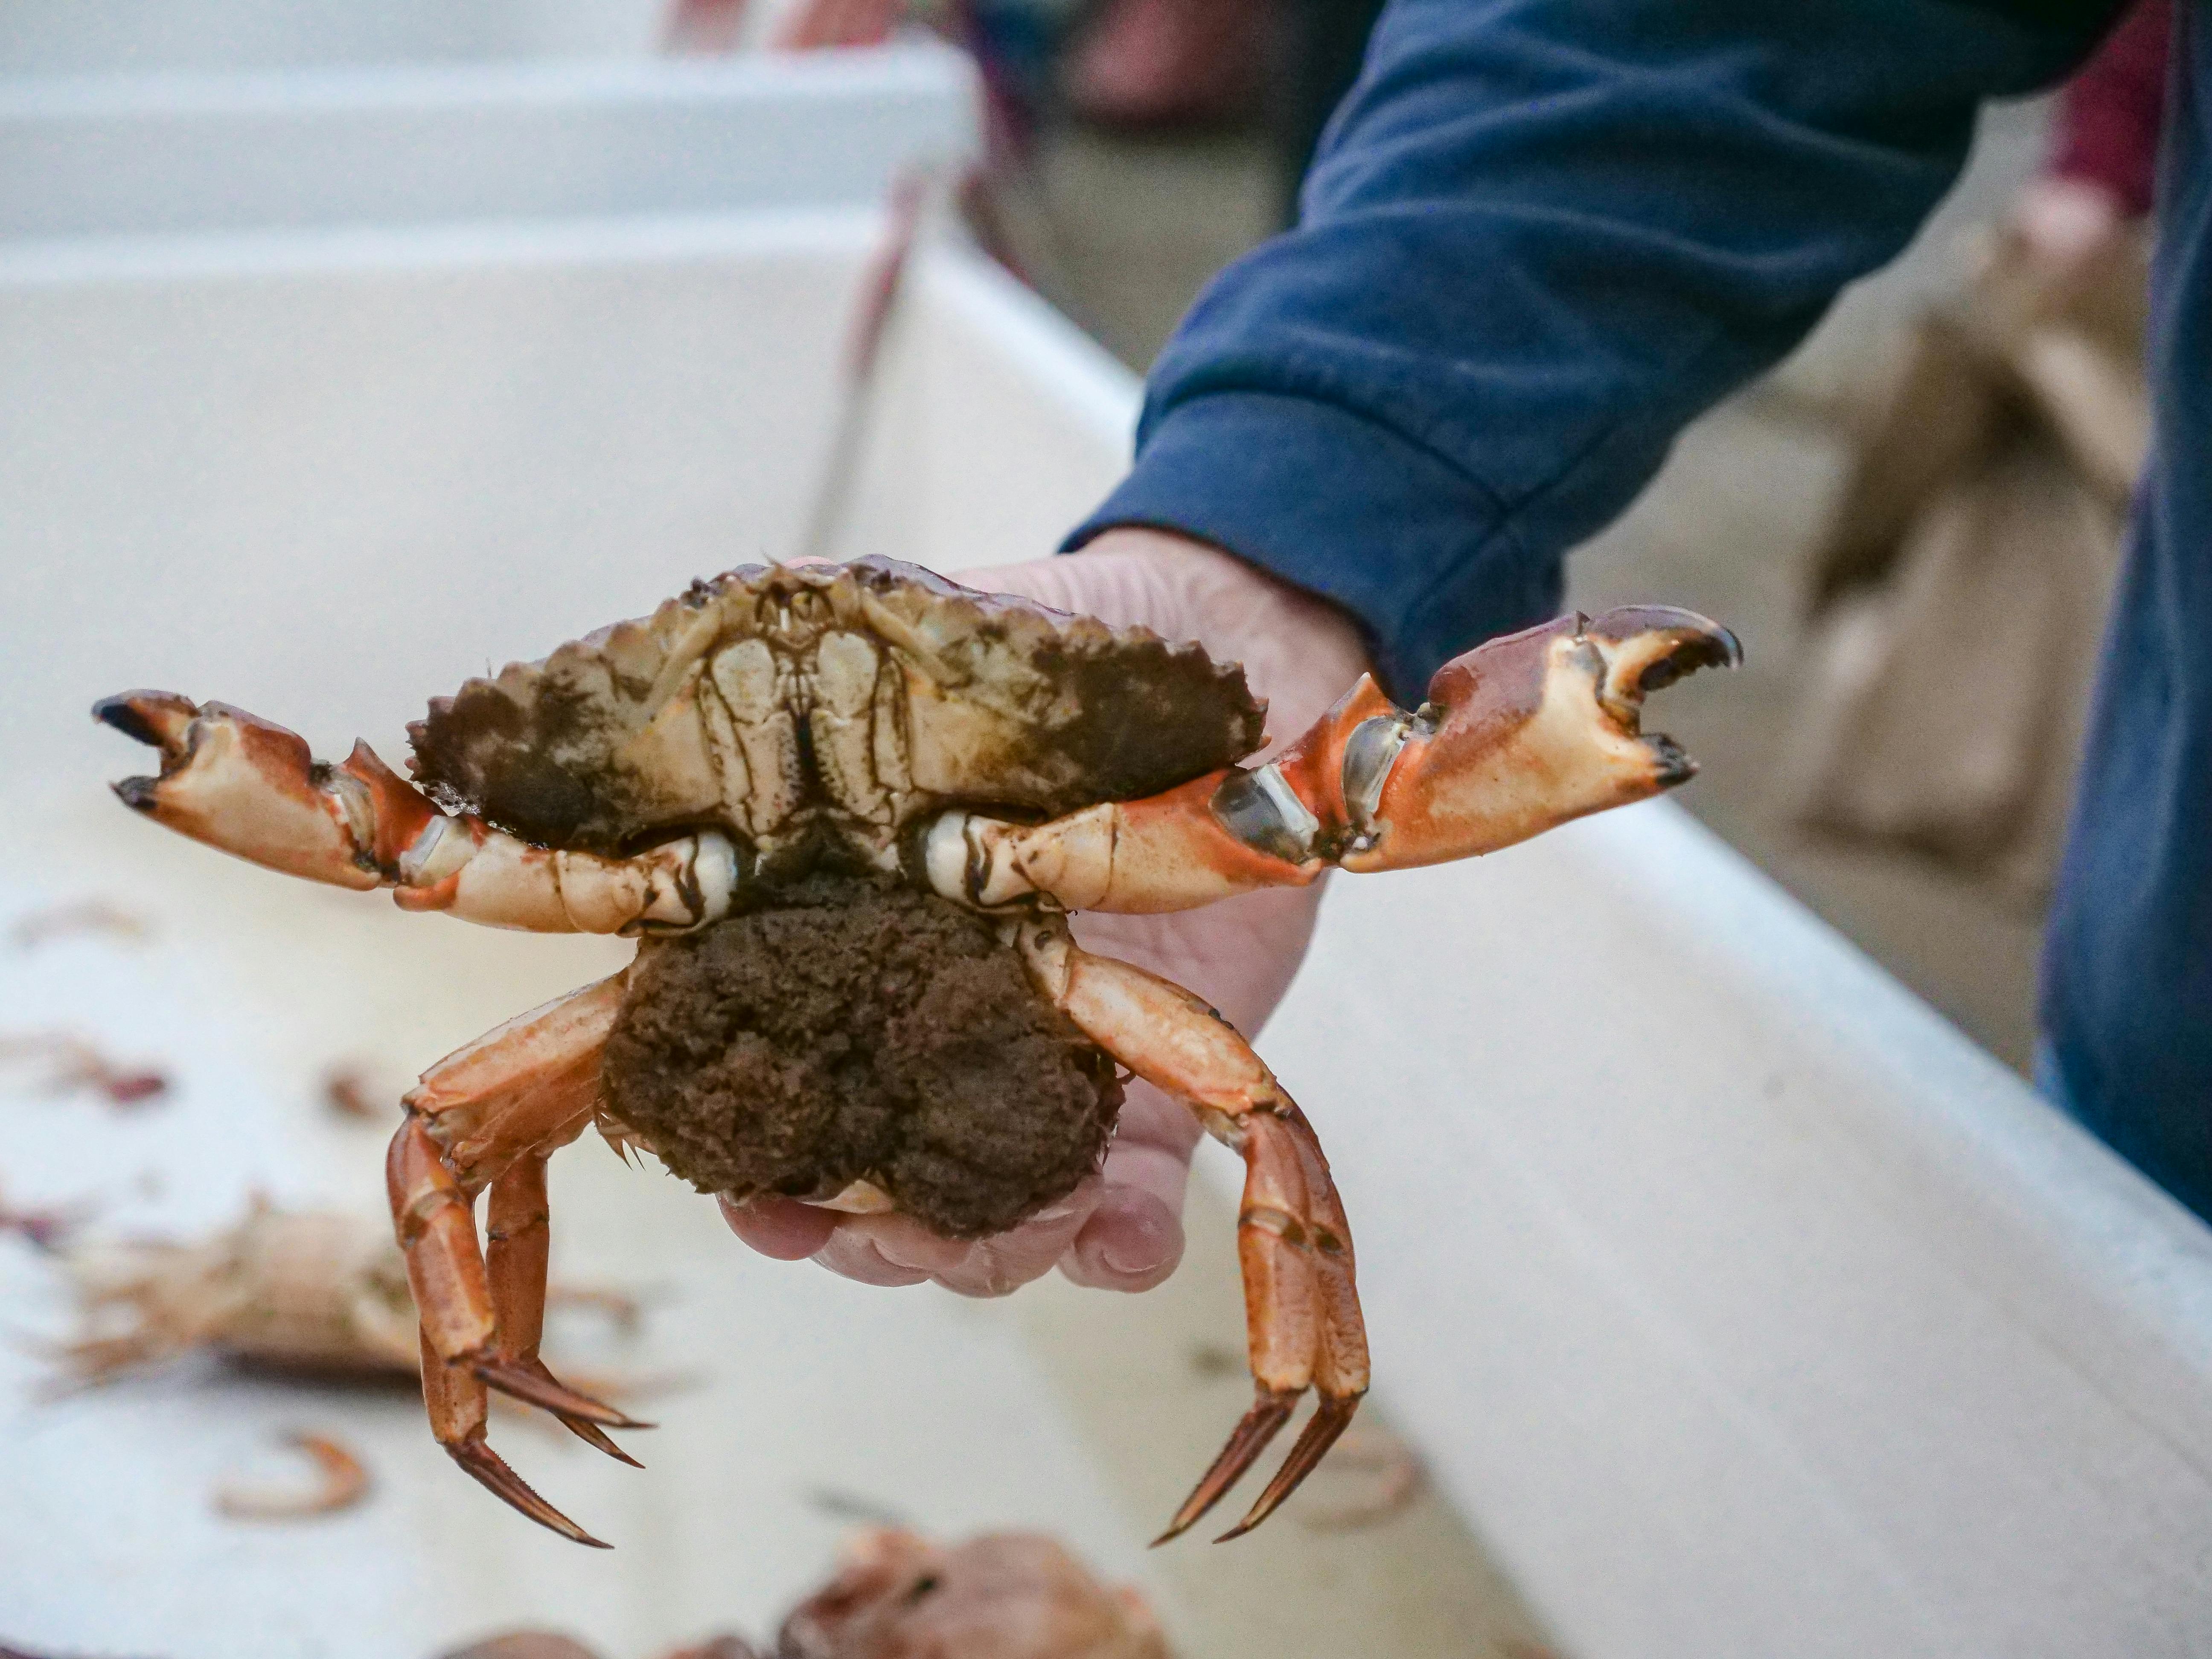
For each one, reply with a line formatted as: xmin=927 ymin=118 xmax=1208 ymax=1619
xmin=475 ymin=1359 xmax=652 ymax=1429
xmin=1149 ymin=1514 xmax=1199 ymax=1549
xmin=1214 ymin=1393 xmax=1363 ymax=1543
xmin=1156 ymin=1387 xmax=1299 ymax=1546
xmin=560 ymin=1415 xmax=647 ymax=1468
xmin=1213 ymin=1492 xmax=1287 ymax=1544
xmin=449 ymin=1436 xmax=611 ymax=1548
xmin=601 ymin=1443 xmax=646 ymax=1471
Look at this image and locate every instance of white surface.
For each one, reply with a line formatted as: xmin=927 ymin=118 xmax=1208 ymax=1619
xmin=0 ymin=0 xmax=671 ymax=75
xmin=0 ymin=49 xmax=981 ymax=241
xmin=8 ymin=203 xmax=2212 ymax=1656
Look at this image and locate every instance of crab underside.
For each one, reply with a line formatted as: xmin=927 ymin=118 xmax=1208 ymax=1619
xmin=605 ymin=873 xmax=1121 ymax=1240
xmin=94 ymin=555 xmax=1737 ymax=1548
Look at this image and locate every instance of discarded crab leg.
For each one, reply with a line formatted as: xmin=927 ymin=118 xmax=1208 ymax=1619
xmin=93 ymin=693 xmax=742 ymax=934
xmin=1011 ymin=919 xmax=1367 ymax=1542
xmin=923 ymin=607 xmax=1738 ymax=912
xmin=214 ymin=1430 xmax=371 ymax=1520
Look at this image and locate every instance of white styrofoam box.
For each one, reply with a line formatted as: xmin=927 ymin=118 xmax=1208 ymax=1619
xmin=0 ymin=0 xmax=673 ymax=75
xmin=0 ymin=48 xmax=981 ymax=242
xmin=6 ymin=203 xmax=2212 ymax=1658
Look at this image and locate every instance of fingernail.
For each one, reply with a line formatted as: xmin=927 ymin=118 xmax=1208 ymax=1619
xmin=1100 ymin=1241 xmax=1160 ymax=1278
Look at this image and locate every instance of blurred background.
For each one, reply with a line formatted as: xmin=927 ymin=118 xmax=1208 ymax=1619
xmin=0 ymin=2 xmax=2172 ymax=1656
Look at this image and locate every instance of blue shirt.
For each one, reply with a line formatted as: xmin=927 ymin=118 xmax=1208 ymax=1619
xmin=1068 ymin=0 xmax=2212 ymax=1217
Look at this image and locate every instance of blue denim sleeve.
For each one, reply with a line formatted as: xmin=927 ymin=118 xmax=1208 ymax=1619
xmin=1064 ymin=0 xmax=2115 ymax=699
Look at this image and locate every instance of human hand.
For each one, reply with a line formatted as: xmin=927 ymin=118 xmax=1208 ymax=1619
xmin=2008 ymin=175 xmax=2129 ymax=281
xmin=720 ymin=527 xmax=1371 ymax=1296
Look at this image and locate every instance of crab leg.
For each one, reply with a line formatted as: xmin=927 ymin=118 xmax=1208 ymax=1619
xmin=484 ymin=1150 xmax=641 ymax=1467
xmin=1011 ymin=919 xmax=1366 ymax=1542
xmin=93 ymin=692 xmax=740 ymax=934
xmin=388 ymin=974 xmax=645 ymax=1547
xmin=924 ymin=607 xmax=1740 ymax=914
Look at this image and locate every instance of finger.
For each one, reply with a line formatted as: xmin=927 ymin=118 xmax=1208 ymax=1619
xmin=1061 ymin=1086 xmax=1194 ymax=1291
xmin=1062 ymin=1184 xmax=1185 ymax=1292
xmin=949 ymin=556 xmax=1142 ymax=625
xmin=809 ymin=1177 xmax=1103 ymax=1298
xmin=719 ymin=1193 xmax=838 ymax=1260
xmin=810 ymin=1226 xmax=935 ymax=1287
xmin=931 ymin=1177 xmax=1102 ymax=1297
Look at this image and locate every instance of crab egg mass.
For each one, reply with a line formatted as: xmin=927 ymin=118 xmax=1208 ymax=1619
xmin=602 ymin=874 xmax=1123 ymax=1238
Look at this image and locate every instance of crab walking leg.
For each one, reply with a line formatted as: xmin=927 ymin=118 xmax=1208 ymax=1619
xmin=387 ymin=975 xmax=644 ymax=1546
xmin=923 ymin=606 xmax=1740 ymax=914
xmin=1011 ymin=920 xmax=1366 ymax=1542
xmin=93 ymin=692 xmax=740 ymax=933
xmin=483 ymin=1150 xmax=641 ymax=1468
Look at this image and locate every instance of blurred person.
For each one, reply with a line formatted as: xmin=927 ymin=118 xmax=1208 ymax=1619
xmin=731 ymin=0 xmax=2212 ymax=1297
xmin=1057 ymin=0 xmax=1390 ymax=227
xmin=1784 ymin=7 xmax=2165 ymax=905
xmin=1060 ymin=0 xmax=1271 ymax=127
xmin=2016 ymin=0 xmax=2171 ymax=272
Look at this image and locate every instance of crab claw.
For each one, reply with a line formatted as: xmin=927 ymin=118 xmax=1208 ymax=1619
xmin=1329 ymin=605 xmax=1740 ymax=874
xmin=915 ymin=605 xmax=1738 ymax=915
xmin=94 ymin=692 xmax=387 ymax=891
xmin=96 ymin=691 xmax=742 ymax=936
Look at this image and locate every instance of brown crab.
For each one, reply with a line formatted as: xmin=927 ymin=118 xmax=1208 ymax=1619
xmin=774 ymin=1526 xmax=1172 ymax=1659
xmin=442 ymin=1526 xmax=1169 ymax=1659
xmin=94 ymin=557 xmax=1735 ymax=1548
xmin=50 ymin=1198 xmax=634 ymax=1391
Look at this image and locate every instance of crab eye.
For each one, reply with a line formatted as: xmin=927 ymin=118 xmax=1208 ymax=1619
xmin=788 ymin=589 xmax=828 ymax=626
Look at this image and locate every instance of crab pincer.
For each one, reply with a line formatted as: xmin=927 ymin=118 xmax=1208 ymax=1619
xmin=96 ymin=561 xmax=1734 ymax=1546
